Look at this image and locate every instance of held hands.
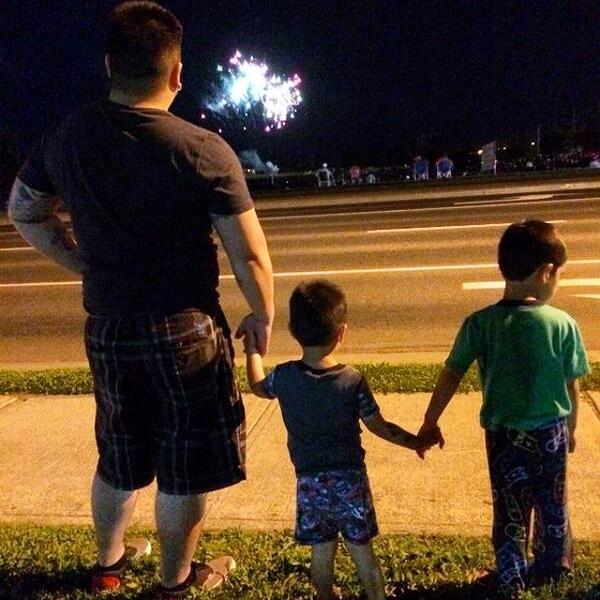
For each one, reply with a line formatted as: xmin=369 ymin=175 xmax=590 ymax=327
xmin=235 ymin=313 xmax=271 ymax=355
xmin=239 ymin=327 xmax=258 ymax=354
xmin=415 ymin=421 xmax=445 ymax=460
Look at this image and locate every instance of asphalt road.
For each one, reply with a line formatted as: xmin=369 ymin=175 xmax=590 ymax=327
xmin=1 ymin=179 xmax=599 ymax=367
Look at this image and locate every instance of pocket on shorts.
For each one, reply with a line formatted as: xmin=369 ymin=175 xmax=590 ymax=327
xmin=173 ymin=313 xmax=219 ymax=378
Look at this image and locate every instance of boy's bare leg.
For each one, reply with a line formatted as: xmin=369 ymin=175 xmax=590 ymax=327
xmin=156 ymin=491 xmax=207 ymax=588
xmin=311 ymin=540 xmax=338 ymax=599
xmin=345 ymin=540 xmax=386 ymax=600
xmin=91 ymin=472 xmax=138 ymax=566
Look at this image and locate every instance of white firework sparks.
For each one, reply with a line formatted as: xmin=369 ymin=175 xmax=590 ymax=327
xmin=208 ymin=50 xmax=302 ymax=131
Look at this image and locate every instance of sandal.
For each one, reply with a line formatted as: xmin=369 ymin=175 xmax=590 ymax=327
xmin=91 ymin=537 xmax=152 ymax=592
xmin=159 ymin=556 xmax=236 ymax=598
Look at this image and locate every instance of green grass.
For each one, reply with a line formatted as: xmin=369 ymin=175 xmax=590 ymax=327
xmin=1 ymin=362 xmax=599 ymax=396
xmin=2 ymin=524 xmax=600 ymax=599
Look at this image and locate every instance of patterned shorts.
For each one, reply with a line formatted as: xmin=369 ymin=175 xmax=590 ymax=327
xmin=85 ymin=309 xmax=246 ymax=495
xmin=295 ymin=468 xmax=378 ymax=545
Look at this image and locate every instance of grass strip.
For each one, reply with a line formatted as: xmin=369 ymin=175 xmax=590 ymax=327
xmin=1 ymin=523 xmax=600 ymax=599
xmin=1 ymin=362 xmax=599 ymax=396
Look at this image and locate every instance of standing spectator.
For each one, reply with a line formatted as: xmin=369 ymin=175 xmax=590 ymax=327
xmin=418 ymin=221 xmax=589 ymax=596
xmin=316 ymin=163 xmax=335 ymax=187
xmin=8 ymin=2 xmax=274 ymax=597
xmin=348 ymin=164 xmax=362 ymax=184
xmin=242 ymin=280 xmax=436 ymax=600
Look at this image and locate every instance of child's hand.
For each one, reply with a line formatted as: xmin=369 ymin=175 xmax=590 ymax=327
xmin=240 ymin=329 xmax=258 ymax=354
xmin=416 ymin=422 xmax=445 ymax=459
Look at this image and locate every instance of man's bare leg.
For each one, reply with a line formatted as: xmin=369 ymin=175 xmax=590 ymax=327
xmin=311 ymin=540 xmax=337 ymax=600
xmin=156 ymin=491 xmax=207 ymax=588
xmin=91 ymin=472 xmax=138 ymax=566
xmin=345 ymin=541 xmax=386 ymax=600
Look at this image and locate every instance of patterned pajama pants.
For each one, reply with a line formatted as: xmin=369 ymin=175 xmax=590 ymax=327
xmin=485 ymin=419 xmax=572 ymax=591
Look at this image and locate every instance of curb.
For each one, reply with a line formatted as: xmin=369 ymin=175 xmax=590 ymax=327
xmin=0 ymin=396 xmax=18 ymax=410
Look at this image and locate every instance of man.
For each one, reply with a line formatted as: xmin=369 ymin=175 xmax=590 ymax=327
xmin=8 ymin=2 xmax=274 ymax=597
xmin=316 ymin=163 xmax=334 ymax=187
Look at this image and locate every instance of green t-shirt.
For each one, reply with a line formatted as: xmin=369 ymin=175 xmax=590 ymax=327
xmin=446 ymin=300 xmax=590 ymax=431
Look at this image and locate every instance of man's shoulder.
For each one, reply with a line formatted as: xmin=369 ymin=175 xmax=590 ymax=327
xmin=158 ymin=112 xmax=217 ymax=140
xmin=41 ymin=102 xmax=100 ymax=141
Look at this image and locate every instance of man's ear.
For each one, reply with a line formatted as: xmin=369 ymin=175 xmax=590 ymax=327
xmin=104 ymin=54 xmax=111 ymax=78
xmin=169 ymin=61 xmax=183 ymax=92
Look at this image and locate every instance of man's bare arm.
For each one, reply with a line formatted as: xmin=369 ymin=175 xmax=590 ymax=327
xmin=8 ymin=177 xmax=86 ymax=275
xmin=212 ymin=208 xmax=274 ymax=354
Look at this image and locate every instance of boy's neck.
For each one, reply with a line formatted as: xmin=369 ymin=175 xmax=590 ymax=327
xmin=301 ymin=345 xmax=339 ymax=369
xmin=502 ymin=281 xmax=541 ymax=303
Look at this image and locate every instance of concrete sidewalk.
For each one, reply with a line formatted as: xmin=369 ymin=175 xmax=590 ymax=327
xmin=2 ymin=391 xmax=600 ymax=539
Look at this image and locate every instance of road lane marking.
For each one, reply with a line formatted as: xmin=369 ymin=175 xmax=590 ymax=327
xmin=455 ymin=194 xmax=555 ymax=206
xmin=0 ymin=263 xmax=502 ymax=289
xmin=0 ymin=280 xmax=83 ymax=288
xmin=3 ymin=259 xmax=599 ymax=289
xmin=0 ymin=247 xmax=34 ymax=252
xmin=513 ymin=194 xmax=555 ymax=200
xmin=368 ymin=220 xmax=566 ymax=234
xmin=464 ymin=277 xmax=600 ymax=290
xmin=260 ymin=196 xmax=600 ymax=221
xmin=452 ymin=198 xmax=587 ymax=209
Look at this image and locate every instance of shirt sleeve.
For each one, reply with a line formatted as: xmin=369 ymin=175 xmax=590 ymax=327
xmin=445 ymin=315 xmax=478 ymax=374
xmin=198 ymin=134 xmax=254 ymax=216
xmin=357 ymin=376 xmax=380 ymax=419
xmin=562 ymin=319 xmax=591 ymax=380
xmin=17 ymin=137 xmax=56 ymax=194
xmin=259 ymin=366 xmax=279 ymax=400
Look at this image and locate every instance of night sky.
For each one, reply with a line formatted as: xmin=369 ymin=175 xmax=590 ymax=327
xmin=1 ymin=1 xmax=599 ymax=167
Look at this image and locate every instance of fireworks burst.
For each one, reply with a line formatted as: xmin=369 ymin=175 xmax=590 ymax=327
xmin=206 ymin=50 xmax=302 ymax=132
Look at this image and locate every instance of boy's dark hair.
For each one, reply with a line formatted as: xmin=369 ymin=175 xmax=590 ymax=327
xmin=498 ymin=220 xmax=567 ymax=281
xmin=106 ymin=1 xmax=182 ymax=97
xmin=289 ymin=280 xmax=347 ymax=347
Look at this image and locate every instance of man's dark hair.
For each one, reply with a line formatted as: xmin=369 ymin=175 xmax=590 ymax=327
xmin=289 ymin=280 xmax=347 ymax=347
xmin=498 ymin=220 xmax=567 ymax=281
xmin=106 ymin=1 xmax=182 ymax=96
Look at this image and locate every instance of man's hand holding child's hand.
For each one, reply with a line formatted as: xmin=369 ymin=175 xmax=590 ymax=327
xmin=240 ymin=328 xmax=258 ymax=354
xmin=415 ymin=423 xmax=445 ymax=459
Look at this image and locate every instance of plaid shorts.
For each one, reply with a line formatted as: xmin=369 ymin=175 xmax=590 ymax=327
xmin=85 ymin=309 xmax=246 ymax=495
xmin=295 ymin=468 xmax=378 ymax=545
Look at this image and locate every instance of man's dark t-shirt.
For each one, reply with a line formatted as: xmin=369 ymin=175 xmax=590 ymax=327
xmin=18 ymin=100 xmax=253 ymax=317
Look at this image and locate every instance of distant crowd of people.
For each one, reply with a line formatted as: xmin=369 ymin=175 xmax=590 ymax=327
xmin=315 ymin=163 xmax=378 ymax=188
xmin=314 ymin=154 xmax=455 ymax=189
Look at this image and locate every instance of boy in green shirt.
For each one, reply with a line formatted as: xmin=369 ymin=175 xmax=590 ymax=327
xmin=419 ymin=220 xmax=589 ymax=596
